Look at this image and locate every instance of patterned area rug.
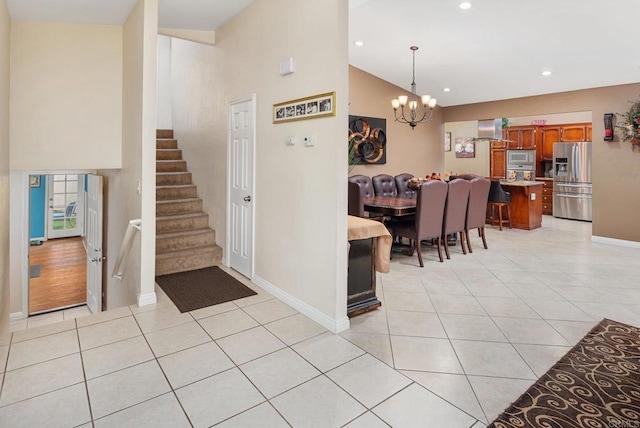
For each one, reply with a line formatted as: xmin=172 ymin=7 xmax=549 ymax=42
xmin=489 ymin=318 xmax=640 ymax=428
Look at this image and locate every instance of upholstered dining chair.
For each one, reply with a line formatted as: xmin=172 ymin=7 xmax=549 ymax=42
xmin=390 ymin=180 xmax=448 ymax=267
xmin=487 ymin=180 xmax=512 ymax=230
xmin=348 ymin=181 xmax=365 ymax=217
xmin=372 ymin=174 xmax=397 ymax=196
xmin=441 ymin=178 xmax=472 ymax=259
xmin=464 ymin=177 xmax=491 ymax=252
xmin=348 ymin=174 xmax=375 ymax=198
xmin=394 ymin=173 xmax=416 ymax=197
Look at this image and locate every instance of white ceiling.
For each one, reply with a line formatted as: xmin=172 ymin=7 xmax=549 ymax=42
xmin=350 ymin=0 xmax=640 ymax=106
xmin=7 ymin=0 xmax=640 ymax=107
xmin=6 ymin=0 xmax=254 ymax=31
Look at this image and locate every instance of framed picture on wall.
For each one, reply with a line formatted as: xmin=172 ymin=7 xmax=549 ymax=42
xmin=455 ymin=137 xmax=475 ymax=158
xmin=444 ymin=132 xmax=451 ymax=152
xmin=29 ymin=175 xmax=40 ymax=188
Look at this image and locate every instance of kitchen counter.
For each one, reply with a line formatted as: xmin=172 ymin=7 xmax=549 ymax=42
xmin=499 ymin=180 xmax=544 ymax=187
xmin=499 ymin=181 xmax=543 ymax=230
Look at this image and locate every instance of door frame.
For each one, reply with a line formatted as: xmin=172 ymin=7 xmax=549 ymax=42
xmin=22 ymin=169 xmax=96 ymax=318
xmin=226 ymin=94 xmax=257 ymax=279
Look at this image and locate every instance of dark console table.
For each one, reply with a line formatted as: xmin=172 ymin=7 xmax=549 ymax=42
xmin=347 ymin=216 xmax=391 ymax=317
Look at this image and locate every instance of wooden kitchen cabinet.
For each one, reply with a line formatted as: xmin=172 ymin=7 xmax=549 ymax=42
xmin=541 ymin=126 xmax=561 ymax=160
xmin=490 ymin=143 xmax=506 ymax=179
xmin=537 ymin=178 xmax=554 ymax=215
xmin=503 ymin=126 xmax=537 ymax=149
xmin=561 ymin=124 xmax=588 ymax=141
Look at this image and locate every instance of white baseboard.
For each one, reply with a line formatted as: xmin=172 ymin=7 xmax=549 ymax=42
xmin=591 ymin=235 xmax=640 ymax=250
xmin=10 ymin=312 xmax=26 ymax=321
xmin=252 ymin=275 xmax=350 ymax=334
xmin=137 ymin=292 xmax=157 ymax=307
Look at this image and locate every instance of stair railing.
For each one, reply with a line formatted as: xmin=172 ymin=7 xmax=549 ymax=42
xmin=112 ymin=219 xmax=141 ymax=280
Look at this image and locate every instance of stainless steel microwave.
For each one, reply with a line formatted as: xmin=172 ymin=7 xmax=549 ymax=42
xmin=507 ymin=150 xmax=535 ymax=166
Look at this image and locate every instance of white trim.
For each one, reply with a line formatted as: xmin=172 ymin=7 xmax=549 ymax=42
xmin=252 ymin=274 xmax=350 ymax=334
xmin=137 ymin=292 xmax=157 ymax=306
xmin=10 ymin=312 xmax=26 ymax=321
xmin=591 ymin=235 xmax=640 ymax=250
xmin=226 ymin=94 xmax=257 ymax=279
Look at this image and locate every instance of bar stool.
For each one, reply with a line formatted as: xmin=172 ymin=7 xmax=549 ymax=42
xmin=486 ymin=180 xmax=511 ymax=231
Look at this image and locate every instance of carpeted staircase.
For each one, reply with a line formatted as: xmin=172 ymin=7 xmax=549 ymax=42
xmin=155 ymin=129 xmax=222 ymax=276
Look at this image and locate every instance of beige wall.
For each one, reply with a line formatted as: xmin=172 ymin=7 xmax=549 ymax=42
xmin=349 ymin=66 xmax=443 ymax=178
xmin=443 ymin=83 xmax=640 ymax=242
xmin=9 ymin=21 xmax=123 ymax=170
xmin=171 ymin=0 xmax=349 ymax=330
xmin=0 ymin=0 xmax=10 ymax=341
xmin=100 ymin=0 xmax=157 ymax=309
xmin=443 ymin=121 xmax=488 ymax=177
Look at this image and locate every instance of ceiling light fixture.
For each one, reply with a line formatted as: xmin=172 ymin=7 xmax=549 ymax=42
xmin=354 ymin=40 xmax=364 ymax=47
xmin=542 ymin=70 xmax=552 ymax=76
xmin=391 ymin=46 xmax=437 ymax=130
xmin=443 ymin=87 xmax=451 ymax=92
xmin=459 ymin=2 xmax=472 ymax=10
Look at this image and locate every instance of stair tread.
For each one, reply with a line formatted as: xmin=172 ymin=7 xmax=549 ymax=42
xmin=157 ymin=172 xmax=190 ymax=175
xmin=156 ymin=184 xmax=196 ymax=189
xmin=157 ymin=228 xmax=214 ymax=238
xmin=156 ymin=245 xmax=222 ymax=259
xmin=156 ymin=212 xmax=207 ymax=220
xmin=157 ymin=197 xmax=201 ymax=204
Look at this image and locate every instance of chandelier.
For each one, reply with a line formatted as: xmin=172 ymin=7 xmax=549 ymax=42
xmin=391 ymin=46 xmax=437 ymax=130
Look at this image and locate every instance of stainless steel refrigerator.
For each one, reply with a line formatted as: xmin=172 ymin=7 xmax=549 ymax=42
xmin=553 ymin=142 xmax=592 ymax=221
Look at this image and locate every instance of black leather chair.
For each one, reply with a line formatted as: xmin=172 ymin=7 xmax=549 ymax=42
xmin=372 ymin=174 xmax=397 ymax=196
xmin=394 ymin=173 xmax=416 ymax=197
xmin=348 ymin=175 xmax=374 ymax=198
xmin=487 ymin=180 xmax=512 ymax=230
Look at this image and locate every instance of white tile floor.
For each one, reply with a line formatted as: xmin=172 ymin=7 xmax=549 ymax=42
xmin=3 ymin=216 xmax=640 ymax=427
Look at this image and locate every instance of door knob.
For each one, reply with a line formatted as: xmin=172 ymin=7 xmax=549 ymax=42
xmin=243 ymin=196 xmax=251 ymax=202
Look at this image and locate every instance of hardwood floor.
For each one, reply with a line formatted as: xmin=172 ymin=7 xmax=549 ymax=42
xmin=29 ymin=236 xmax=86 ymax=314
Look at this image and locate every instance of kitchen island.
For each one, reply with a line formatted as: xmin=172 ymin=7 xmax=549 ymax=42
xmin=499 ymin=181 xmax=544 ymax=230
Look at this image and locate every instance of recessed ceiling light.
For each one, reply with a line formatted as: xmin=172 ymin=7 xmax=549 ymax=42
xmin=354 ymin=40 xmax=364 ymax=47
xmin=443 ymin=88 xmax=451 ymax=92
xmin=459 ymin=2 xmax=472 ymax=10
xmin=541 ymin=70 xmax=552 ymax=76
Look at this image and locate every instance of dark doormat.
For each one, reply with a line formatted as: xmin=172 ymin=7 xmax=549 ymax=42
xmin=155 ymin=266 xmax=257 ymax=313
xmin=488 ymin=318 xmax=640 ymax=428
xmin=29 ymin=265 xmax=42 ymax=278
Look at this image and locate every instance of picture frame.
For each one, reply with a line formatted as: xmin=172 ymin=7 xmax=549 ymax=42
xmin=29 ymin=175 xmax=40 ymax=188
xmin=444 ymin=132 xmax=451 ymax=152
xmin=273 ymin=91 xmax=336 ymax=123
xmin=454 ymin=137 xmax=475 ymax=158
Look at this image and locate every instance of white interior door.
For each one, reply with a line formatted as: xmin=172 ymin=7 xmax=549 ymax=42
xmin=86 ymin=174 xmax=103 ymax=313
xmin=47 ymin=174 xmax=82 ymax=239
xmin=228 ymin=96 xmax=255 ymax=278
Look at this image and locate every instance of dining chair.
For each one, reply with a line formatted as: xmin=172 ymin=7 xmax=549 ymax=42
xmin=390 ymin=180 xmax=448 ymax=267
xmin=464 ymin=177 xmax=491 ymax=252
xmin=442 ymin=178 xmax=472 ymax=259
xmin=348 ymin=181 xmax=365 ymax=217
xmin=486 ymin=180 xmax=512 ymax=230
xmin=348 ymin=175 xmax=375 ymax=198
xmin=394 ymin=173 xmax=415 ymax=197
xmin=372 ymin=174 xmax=397 ymax=196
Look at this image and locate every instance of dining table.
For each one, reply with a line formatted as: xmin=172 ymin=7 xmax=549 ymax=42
xmin=363 ymin=195 xmax=416 ymax=217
